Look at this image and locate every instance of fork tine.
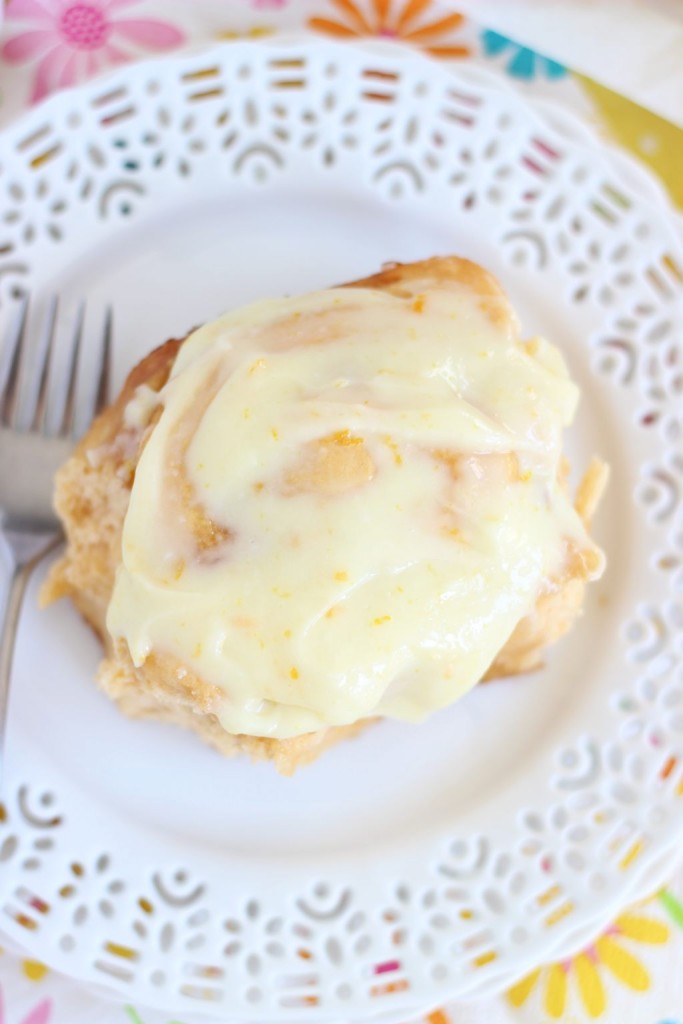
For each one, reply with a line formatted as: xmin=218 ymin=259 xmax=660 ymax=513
xmin=58 ymin=300 xmax=85 ymax=438
xmin=31 ymin=295 xmax=58 ymax=433
xmin=0 ymin=294 xmax=29 ymax=428
xmin=93 ymin=305 xmax=112 ymax=417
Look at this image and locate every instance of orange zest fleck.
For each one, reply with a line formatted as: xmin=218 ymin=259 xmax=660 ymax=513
xmin=373 ymin=615 xmax=391 ymax=625
xmin=325 ymin=429 xmax=363 ymax=446
xmin=290 ymin=667 xmax=299 ymax=680
xmin=381 ymin=434 xmax=403 ymax=465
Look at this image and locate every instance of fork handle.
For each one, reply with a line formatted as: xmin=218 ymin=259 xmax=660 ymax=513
xmin=0 ymin=530 xmax=62 ymax=786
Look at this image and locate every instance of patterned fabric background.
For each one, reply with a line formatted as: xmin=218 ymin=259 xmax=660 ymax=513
xmin=1 ymin=1 xmax=682 ymax=1022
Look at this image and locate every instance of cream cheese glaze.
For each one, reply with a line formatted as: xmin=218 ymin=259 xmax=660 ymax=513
xmin=107 ymin=285 xmax=604 ymax=739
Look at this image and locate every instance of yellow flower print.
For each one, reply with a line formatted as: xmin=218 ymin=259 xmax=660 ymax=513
xmin=22 ymin=959 xmax=49 ymax=982
xmin=308 ymin=0 xmax=470 ymax=59
xmin=507 ymin=911 xmax=669 ymax=1019
xmin=0 ymin=947 xmax=48 ymax=980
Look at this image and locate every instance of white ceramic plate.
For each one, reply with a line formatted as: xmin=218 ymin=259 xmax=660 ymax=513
xmin=1 ymin=37 xmax=683 ymax=1023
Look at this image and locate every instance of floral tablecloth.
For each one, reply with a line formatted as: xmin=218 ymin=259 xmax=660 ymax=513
xmin=1 ymin=1 xmax=682 ymax=1022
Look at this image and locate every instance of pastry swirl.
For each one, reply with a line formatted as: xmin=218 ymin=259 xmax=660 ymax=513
xmin=43 ymin=258 xmax=607 ymax=770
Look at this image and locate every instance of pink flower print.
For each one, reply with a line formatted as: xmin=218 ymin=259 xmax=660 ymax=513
xmin=0 ymin=984 xmax=52 ymax=1024
xmin=251 ymin=0 xmax=288 ymax=7
xmin=2 ymin=0 xmax=186 ymax=103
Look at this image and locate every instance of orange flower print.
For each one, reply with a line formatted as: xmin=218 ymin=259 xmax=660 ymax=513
xmin=308 ymin=0 xmax=470 ymax=59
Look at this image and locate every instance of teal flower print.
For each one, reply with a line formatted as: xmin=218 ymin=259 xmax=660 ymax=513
xmin=480 ymin=29 xmax=568 ymax=81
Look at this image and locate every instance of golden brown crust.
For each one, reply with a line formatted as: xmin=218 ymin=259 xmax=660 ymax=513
xmin=41 ymin=338 xmax=186 ymax=630
xmin=345 ymin=256 xmax=517 ymax=330
xmin=43 ymin=259 xmax=604 ymax=773
xmin=98 ymin=642 xmax=374 ymax=775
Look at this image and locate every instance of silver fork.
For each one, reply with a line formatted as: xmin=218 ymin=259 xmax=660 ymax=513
xmin=0 ymin=296 xmax=111 ymax=780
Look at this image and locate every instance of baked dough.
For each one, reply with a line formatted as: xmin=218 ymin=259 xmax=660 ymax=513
xmin=42 ymin=258 xmax=607 ymax=773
